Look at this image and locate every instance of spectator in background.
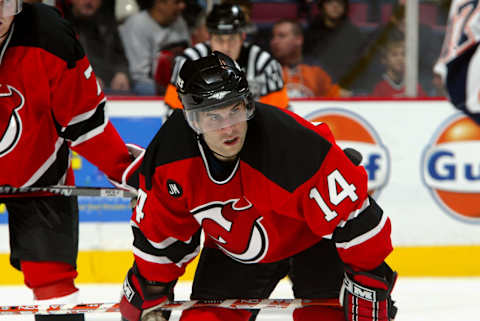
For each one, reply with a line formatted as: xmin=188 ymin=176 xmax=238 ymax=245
xmin=371 ymin=39 xmax=427 ymax=97
xmin=154 ymin=0 xmax=207 ymax=94
xmin=271 ymin=19 xmax=349 ymax=98
xmin=303 ymin=0 xmax=367 ymax=84
xmin=344 ymin=1 xmax=445 ymax=96
xmin=119 ymin=0 xmax=190 ymax=95
xmin=64 ymin=0 xmax=131 ymax=94
xmin=164 ymin=3 xmax=289 ymax=110
xmin=182 ymin=0 xmax=209 ymax=45
xmin=190 ymin=9 xmax=209 ymax=45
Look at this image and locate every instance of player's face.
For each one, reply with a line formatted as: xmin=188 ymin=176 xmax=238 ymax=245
xmin=210 ymin=33 xmax=244 ymax=60
xmin=0 ymin=0 xmax=19 ymax=18
xmin=0 ymin=12 xmax=14 ymax=44
xmin=199 ymin=101 xmax=248 ymax=161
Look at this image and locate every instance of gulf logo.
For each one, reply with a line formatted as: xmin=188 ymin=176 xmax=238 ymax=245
xmin=305 ymin=108 xmax=390 ymax=198
xmin=421 ymin=113 xmax=480 ymax=222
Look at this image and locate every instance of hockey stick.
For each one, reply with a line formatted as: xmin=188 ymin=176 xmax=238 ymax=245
xmin=0 ymin=185 xmax=137 ymax=198
xmin=0 ymin=298 xmax=340 ymax=315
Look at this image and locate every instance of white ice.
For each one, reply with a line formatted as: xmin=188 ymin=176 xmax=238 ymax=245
xmin=0 ymin=277 xmax=477 ymax=320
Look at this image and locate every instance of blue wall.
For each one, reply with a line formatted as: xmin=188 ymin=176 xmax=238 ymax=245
xmin=0 ymin=117 xmax=163 ymax=224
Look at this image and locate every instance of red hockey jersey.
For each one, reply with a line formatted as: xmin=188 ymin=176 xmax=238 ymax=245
xmin=131 ymin=105 xmax=393 ymax=283
xmin=0 ymin=3 xmax=131 ymax=187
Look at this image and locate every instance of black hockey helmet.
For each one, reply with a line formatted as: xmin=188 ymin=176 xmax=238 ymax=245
xmin=176 ymin=51 xmax=254 ymax=133
xmin=206 ymin=3 xmax=246 ymax=35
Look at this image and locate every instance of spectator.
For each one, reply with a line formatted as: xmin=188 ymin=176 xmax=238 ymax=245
xmin=371 ymin=39 xmax=427 ymax=97
xmin=303 ymin=0 xmax=367 ymax=83
xmin=431 ymin=72 xmax=447 ymax=98
xmin=64 ymin=0 xmax=131 ymax=94
xmin=189 ymin=9 xmax=209 ymax=45
xmin=164 ymin=3 xmax=289 ymax=109
xmin=344 ymin=1 xmax=445 ymax=96
xmin=119 ymin=0 xmax=190 ymax=95
xmin=271 ymin=19 xmax=350 ymax=98
xmin=182 ymin=0 xmax=209 ymax=45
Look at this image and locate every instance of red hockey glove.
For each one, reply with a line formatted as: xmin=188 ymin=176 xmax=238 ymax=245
xmin=109 ymin=143 xmax=145 ymax=192
xmin=120 ymin=265 xmax=176 ymax=321
xmin=340 ymin=262 xmax=398 ymax=321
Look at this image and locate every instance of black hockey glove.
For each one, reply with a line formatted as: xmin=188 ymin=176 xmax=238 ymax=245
xmin=120 ymin=265 xmax=176 ymax=321
xmin=340 ymin=262 xmax=398 ymax=321
xmin=343 ymin=147 xmax=363 ymax=166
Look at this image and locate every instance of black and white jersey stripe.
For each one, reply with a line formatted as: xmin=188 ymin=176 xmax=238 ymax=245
xmin=54 ymin=98 xmax=109 ymax=147
xmin=331 ymin=196 xmax=387 ymax=249
xmin=131 ymin=220 xmax=201 ymax=267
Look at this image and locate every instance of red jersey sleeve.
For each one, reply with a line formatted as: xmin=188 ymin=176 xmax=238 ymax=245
xmin=130 ymin=172 xmax=201 ymax=283
xmin=45 ymin=49 xmax=131 ymax=181
xmin=299 ymin=142 xmax=392 ymax=270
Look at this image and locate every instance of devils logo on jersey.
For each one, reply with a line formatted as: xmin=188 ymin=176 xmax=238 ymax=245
xmin=0 ymin=84 xmax=25 ymax=157
xmin=192 ymin=198 xmax=269 ymax=264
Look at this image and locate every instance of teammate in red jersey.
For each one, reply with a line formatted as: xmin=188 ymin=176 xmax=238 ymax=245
xmin=120 ymin=51 xmax=397 ymax=321
xmin=0 ymin=2 xmax=142 ymax=321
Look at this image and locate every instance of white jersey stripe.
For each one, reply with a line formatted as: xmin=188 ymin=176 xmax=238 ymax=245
xmin=70 ymin=111 xmax=108 ymax=147
xmin=247 ymin=45 xmax=259 ymax=82
xmin=133 ymin=244 xmax=201 ymax=268
xmin=67 ymin=98 xmax=107 ymax=126
xmin=22 ymin=137 xmax=65 ymax=187
xmin=256 ymin=51 xmax=270 ymax=72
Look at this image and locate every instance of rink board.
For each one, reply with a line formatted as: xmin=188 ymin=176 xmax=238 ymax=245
xmin=0 ymin=98 xmax=479 ymax=283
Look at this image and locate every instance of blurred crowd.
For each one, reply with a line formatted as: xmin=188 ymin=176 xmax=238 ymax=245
xmin=26 ymin=0 xmax=450 ymax=98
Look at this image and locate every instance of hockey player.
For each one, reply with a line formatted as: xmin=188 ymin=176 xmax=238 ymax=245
xmin=0 ymin=2 xmax=142 ymax=321
xmin=434 ymin=0 xmax=480 ymax=124
xmin=119 ymin=51 xmax=397 ymax=321
xmin=163 ymin=3 xmax=289 ymax=110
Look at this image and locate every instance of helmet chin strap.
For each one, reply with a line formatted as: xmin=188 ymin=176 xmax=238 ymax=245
xmin=0 ymin=20 xmax=14 ymax=46
xmin=211 ymin=149 xmax=238 ymax=161
xmin=197 ymin=134 xmax=238 ymax=162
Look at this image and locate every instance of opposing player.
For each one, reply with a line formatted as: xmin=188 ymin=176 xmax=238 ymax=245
xmin=163 ymin=3 xmax=289 ymax=110
xmin=0 ymin=2 xmax=142 ymax=320
xmin=120 ymin=51 xmax=397 ymax=321
xmin=434 ymin=0 xmax=480 ymax=124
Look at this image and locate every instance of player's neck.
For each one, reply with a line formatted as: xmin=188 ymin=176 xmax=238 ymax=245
xmin=200 ymin=137 xmax=238 ymax=181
